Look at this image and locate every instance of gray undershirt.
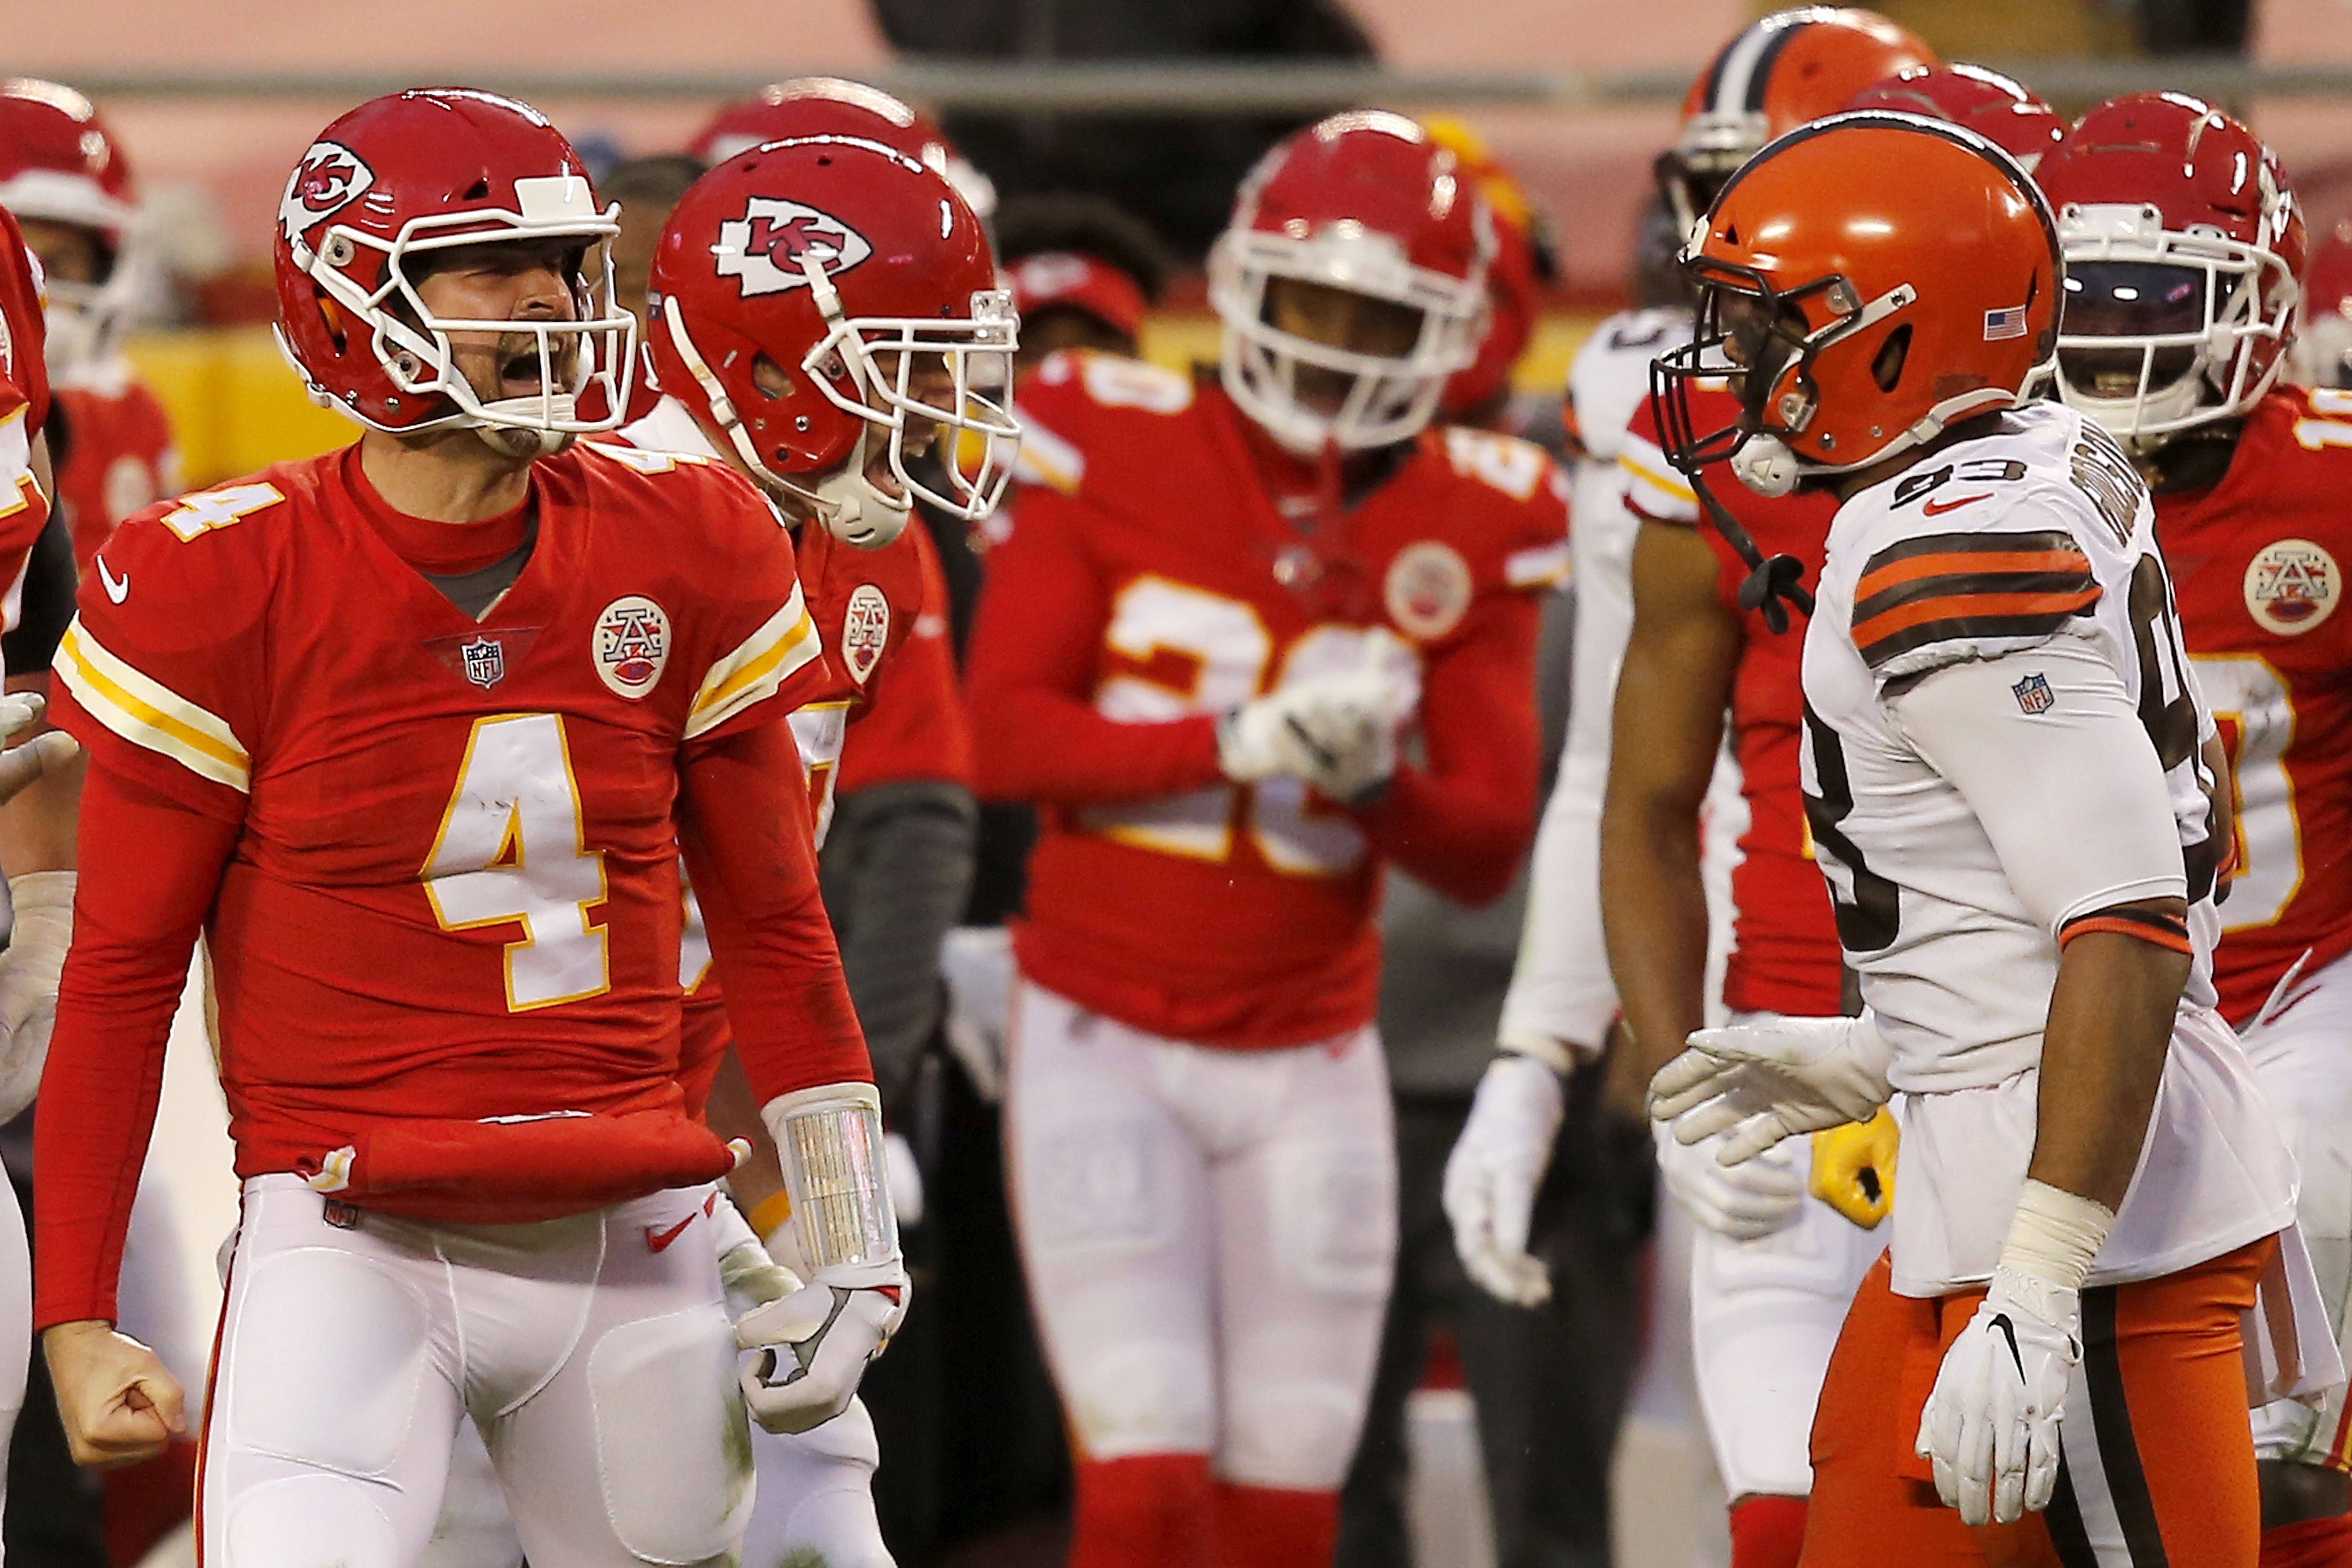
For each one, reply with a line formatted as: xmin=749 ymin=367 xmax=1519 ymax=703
xmin=422 ymin=517 xmax=539 ymax=620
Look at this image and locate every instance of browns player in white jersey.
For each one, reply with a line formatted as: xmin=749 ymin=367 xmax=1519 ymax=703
xmin=1647 ymin=110 xmax=2318 ymax=1565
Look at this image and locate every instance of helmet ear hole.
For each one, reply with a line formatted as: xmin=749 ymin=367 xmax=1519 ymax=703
xmin=314 ymin=288 xmax=349 ymax=354
xmin=1872 ymin=324 xmax=1912 ymax=392
xmin=750 ymin=353 xmax=796 ymax=401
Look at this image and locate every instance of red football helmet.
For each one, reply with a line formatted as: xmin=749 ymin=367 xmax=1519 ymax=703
xmin=1209 ymin=110 xmax=1493 ymax=455
xmin=1659 ymin=8 xmax=1938 ymax=234
xmin=647 ymin=136 xmax=1018 ymax=547
xmin=2297 ymin=220 xmax=2352 ymax=389
xmin=0 ymin=78 xmax=141 ymax=373
xmin=687 ymin=78 xmax=996 ymax=221
xmin=1842 ymin=65 xmax=2063 ymax=172
xmin=272 ymin=89 xmax=637 ymax=453
xmin=1421 ymin=115 xmax=1558 ymax=423
xmin=2035 ymin=94 xmax=2305 ymax=448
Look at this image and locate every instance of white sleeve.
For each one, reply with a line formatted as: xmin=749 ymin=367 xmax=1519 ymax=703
xmin=1890 ymin=639 xmax=2187 ymax=936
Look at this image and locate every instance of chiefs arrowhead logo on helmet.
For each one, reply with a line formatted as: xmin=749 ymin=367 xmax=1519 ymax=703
xmin=714 ymin=198 xmax=873 ymax=298
xmin=277 ymin=140 xmax=376 ymax=243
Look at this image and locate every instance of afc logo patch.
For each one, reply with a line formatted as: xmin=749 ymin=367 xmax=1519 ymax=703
xmin=594 ymin=595 xmax=671 ymax=699
xmin=841 ymin=583 xmax=890 ymax=686
xmin=2243 ymin=538 xmax=2340 ymax=636
xmin=1383 ymin=540 xmax=1474 ymax=641
xmin=278 ymin=140 xmax=375 ymax=242
xmin=2011 ymin=672 xmax=2055 ymax=714
xmin=714 ymin=199 xmax=873 ymax=298
xmin=459 ymin=636 xmax=506 ymax=690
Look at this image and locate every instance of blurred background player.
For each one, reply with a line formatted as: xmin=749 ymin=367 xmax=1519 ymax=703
xmin=689 ymin=77 xmax=999 ymax=226
xmin=1445 ymin=16 xmax=1986 ymax=1568
xmin=969 ymin=110 xmax=1566 ymax=1568
xmin=2038 ymin=95 xmax=2352 ymax=1565
xmin=997 ymin=191 xmax=1170 ymax=374
xmin=0 ymin=80 xmax=180 ymax=571
xmin=592 ymin=151 xmax=706 ymax=423
xmin=2297 ymin=222 xmax=2352 ymax=391
xmin=1336 ymin=115 xmax=1646 ymax=1568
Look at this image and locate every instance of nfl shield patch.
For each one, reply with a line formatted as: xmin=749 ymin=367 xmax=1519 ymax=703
xmin=2011 ymin=672 xmax=2054 ymax=714
xmin=459 ymin=636 xmax=505 ymax=690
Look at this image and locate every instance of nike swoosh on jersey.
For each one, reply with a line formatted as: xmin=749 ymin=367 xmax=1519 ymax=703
xmin=1921 ymin=493 xmax=1991 ymax=516
xmin=645 ymin=1215 xmax=696 ymax=1253
xmin=96 ymin=555 xmax=130 ymax=604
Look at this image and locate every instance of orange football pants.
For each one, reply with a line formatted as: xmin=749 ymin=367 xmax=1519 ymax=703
xmin=1804 ymin=1238 xmax=2274 ymax=1568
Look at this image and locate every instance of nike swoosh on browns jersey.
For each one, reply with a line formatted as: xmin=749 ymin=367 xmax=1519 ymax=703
xmin=1921 ymin=493 xmax=1991 ymax=517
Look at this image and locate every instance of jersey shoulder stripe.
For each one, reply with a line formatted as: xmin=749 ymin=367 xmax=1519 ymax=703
xmin=54 ymin=618 xmax=251 ymax=791
xmin=685 ymin=582 xmax=821 ymax=740
xmin=1851 ymin=529 xmax=2100 ymax=670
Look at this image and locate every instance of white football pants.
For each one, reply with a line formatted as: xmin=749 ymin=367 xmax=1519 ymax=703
xmin=1006 ymin=978 xmax=1396 ymax=1491
xmin=0 ymin=1174 xmax=24 ymax=1567
xmin=1687 ymin=1011 xmax=1889 ymax=1501
xmin=2245 ymin=948 xmax=2352 ymax=1468
xmin=204 ymin=1175 xmax=750 ymax=1568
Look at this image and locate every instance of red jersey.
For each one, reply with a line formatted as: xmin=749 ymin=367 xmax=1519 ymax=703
xmin=2156 ymin=387 xmax=2352 ymax=1026
xmin=50 ymin=441 xmax=838 ymax=1196
xmin=0 ymin=208 xmax=52 ymax=610
xmin=972 ymin=351 xmax=1567 ymax=1047
xmin=50 ymin=365 xmax=178 ymax=569
xmin=1621 ymin=394 xmax=1844 ymax=1017
xmin=834 ymin=522 xmax=974 ymax=794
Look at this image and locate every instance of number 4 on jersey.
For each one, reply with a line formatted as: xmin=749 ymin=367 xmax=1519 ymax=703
xmin=423 ymin=713 xmax=612 ymax=1011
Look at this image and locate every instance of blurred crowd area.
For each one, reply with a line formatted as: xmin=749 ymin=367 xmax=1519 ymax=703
xmin=0 ymin=2 xmax=2343 ymax=1568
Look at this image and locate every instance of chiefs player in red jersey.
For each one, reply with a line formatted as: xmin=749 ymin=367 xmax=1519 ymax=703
xmin=969 ymin=110 xmax=1564 ymax=1568
xmin=0 ymin=79 xmax=181 ymax=570
xmin=32 ymin=89 xmax=908 ymax=1567
xmin=2038 ymin=96 xmax=2352 ymax=1567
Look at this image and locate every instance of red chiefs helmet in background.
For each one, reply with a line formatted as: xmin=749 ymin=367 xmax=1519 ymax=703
xmin=1841 ymin=64 xmax=2063 ymax=172
xmin=1421 ymin=114 xmax=1559 ymax=424
xmin=1209 ymin=110 xmax=1494 ymax=455
xmin=647 ymin=135 xmax=1019 ymax=547
xmin=0 ymin=78 xmax=142 ymax=373
xmin=2297 ymin=220 xmax=2352 ymax=389
xmin=273 ymin=89 xmax=638 ymax=454
xmin=687 ymin=78 xmax=997 ymax=222
xmin=1658 ymin=7 xmax=1937 ymax=234
xmin=2035 ymin=94 xmax=2305 ymax=449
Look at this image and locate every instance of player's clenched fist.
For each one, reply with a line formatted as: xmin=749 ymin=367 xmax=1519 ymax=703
xmin=735 ymin=1270 xmax=905 ymax=1435
xmin=42 ymin=1319 xmax=187 ymax=1468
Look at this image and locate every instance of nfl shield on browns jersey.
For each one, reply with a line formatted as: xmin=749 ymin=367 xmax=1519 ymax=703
xmin=974 ymin=349 xmax=1568 ymax=1047
xmin=50 ymin=439 xmax=828 ymax=1216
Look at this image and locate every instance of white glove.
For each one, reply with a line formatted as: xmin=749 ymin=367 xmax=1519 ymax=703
xmin=1443 ymin=1054 xmax=1564 ymax=1307
xmin=1218 ymin=631 xmax=1421 ymax=803
xmin=884 ymin=1130 xmax=924 ymax=1229
xmin=735 ymin=1262 xmax=908 ymax=1436
xmin=1917 ymin=1267 xmax=2080 ymax=1525
xmin=939 ymin=925 xmax=1013 ymax=1104
xmin=0 ymin=871 xmax=75 ymax=1122
xmin=712 ymin=1195 xmax=801 ymax=1308
xmin=1653 ymin=1121 xmax=1805 ymax=1241
xmin=1648 ymin=1013 xmax=1893 ymax=1165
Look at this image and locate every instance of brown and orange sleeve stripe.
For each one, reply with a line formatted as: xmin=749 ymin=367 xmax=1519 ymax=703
xmin=1852 ymin=530 xmax=2101 ymax=671
xmin=2058 ymin=905 xmax=2194 ymax=955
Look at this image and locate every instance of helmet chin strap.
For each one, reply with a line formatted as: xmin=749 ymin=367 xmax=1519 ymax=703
xmin=782 ymin=425 xmax=913 ymax=550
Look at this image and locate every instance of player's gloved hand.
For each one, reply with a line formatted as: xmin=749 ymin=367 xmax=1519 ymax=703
xmin=0 ymin=870 xmax=74 ymax=1123
xmin=713 ymin=1194 xmax=802 ymax=1307
xmin=939 ymin=924 xmax=1014 ymax=1103
xmin=1654 ymin=1121 xmax=1804 ymax=1241
xmin=735 ymin=1260 xmax=909 ymax=1436
xmin=1917 ymin=1267 xmax=2080 ymax=1525
xmin=884 ymin=1130 xmax=925 ymax=1228
xmin=1443 ymin=1053 xmax=1565 ymax=1307
xmin=0 ymin=692 xmax=77 ymax=805
xmin=1649 ymin=1013 xmax=1894 ymax=1164
xmin=1809 ymin=1106 xmax=1898 ymax=1229
xmin=1218 ymin=631 xmax=1421 ymax=802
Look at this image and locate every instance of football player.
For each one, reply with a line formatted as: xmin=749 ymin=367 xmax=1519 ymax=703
xmin=32 ymin=89 xmax=906 ymax=1567
xmin=2037 ymin=96 xmax=2352 ymax=1566
xmin=1650 ymin=108 xmax=2306 ymax=1562
xmin=968 ymin=110 xmax=1566 ymax=1568
xmin=2297 ymin=222 xmax=2352 ymax=392
xmin=1443 ymin=14 xmax=1940 ymax=1567
xmin=0 ymin=79 xmax=181 ymax=570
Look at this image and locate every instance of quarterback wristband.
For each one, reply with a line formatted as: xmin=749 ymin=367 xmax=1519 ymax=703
xmin=1997 ymin=1178 xmax=2115 ymax=1296
xmin=761 ymin=1082 xmax=899 ymax=1273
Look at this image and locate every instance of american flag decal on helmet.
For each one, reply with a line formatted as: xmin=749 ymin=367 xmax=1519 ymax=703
xmin=1983 ymin=305 xmax=2028 ymax=342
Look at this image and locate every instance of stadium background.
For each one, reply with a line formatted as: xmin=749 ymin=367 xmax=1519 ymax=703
xmin=7 ymin=2 xmax=2348 ymax=1563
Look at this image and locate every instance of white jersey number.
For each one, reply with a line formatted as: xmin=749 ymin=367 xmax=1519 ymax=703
xmin=424 ymin=713 xmax=612 ymax=1011
xmin=2196 ymin=654 xmax=2302 ymax=930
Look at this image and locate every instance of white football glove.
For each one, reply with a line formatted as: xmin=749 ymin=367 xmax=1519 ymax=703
xmin=735 ymin=1261 xmax=908 ymax=1436
xmin=884 ymin=1130 xmax=925 ymax=1229
xmin=1917 ymin=1267 xmax=2080 ymax=1526
xmin=0 ymin=871 xmax=75 ymax=1123
xmin=1653 ymin=1121 xmax=1805 ymax=1241
xmin=1443 ymin=1054 xmax=1564 ymax=1307
xmin=1648 ymin=1013 xmax=1894 ymax=1165
xmin=939 ymin=924 xmax=1014 ymax=1103
xmin=1218 ymin=631 xmax=1421 ymax=803
xmin=712 ymin=1195 xmax=801 ymax=1308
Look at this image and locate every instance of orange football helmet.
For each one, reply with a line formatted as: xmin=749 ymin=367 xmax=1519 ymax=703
xmin=1658 ymin=7 xmax=1938 ymax=234
xmin=1653 ymin=112 xmax=2059 ymax=501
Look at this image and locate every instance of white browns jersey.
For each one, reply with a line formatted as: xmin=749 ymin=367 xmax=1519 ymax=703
xmin=1804 ymin=399 xmax=2292 ymax=1294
